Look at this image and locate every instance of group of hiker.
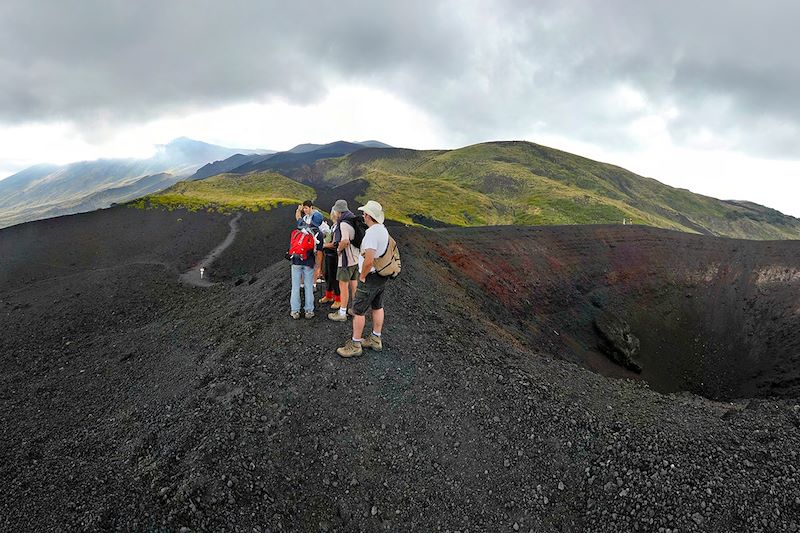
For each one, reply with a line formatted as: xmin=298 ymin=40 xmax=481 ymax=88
xmin=288 ymin=198 xmax=400 ymax=358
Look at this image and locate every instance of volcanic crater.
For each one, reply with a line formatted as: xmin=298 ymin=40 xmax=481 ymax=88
xmin=412 ymin=224 xmax=800 ymax=400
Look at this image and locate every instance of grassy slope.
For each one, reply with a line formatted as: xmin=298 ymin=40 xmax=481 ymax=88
xmin=313 ymin=142 xmax=800 ymax=239
xmin=131 ymin=172 xmax=315 ymax=212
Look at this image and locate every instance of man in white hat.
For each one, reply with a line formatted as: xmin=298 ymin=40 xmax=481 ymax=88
xmin=337 ymin=200 xmax=390 ymax=358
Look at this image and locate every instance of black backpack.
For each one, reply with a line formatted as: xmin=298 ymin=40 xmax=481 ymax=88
xmin=344 ymin=214 xmax=368 ymax=248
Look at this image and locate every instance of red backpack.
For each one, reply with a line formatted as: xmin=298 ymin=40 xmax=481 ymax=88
xmin=288 ymin=229 xmax=315 ymax=259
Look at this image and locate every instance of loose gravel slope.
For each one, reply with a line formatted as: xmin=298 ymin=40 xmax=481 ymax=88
xmin=0 ymin=207 xmax=798 ymax=532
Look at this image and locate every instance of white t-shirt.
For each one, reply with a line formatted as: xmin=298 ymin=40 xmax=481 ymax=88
xmin=358 ymin=223 xmax=389 ymax=273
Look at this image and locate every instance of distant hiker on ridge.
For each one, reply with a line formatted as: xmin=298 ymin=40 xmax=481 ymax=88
xmin=328 ymin=199 xmax=362 ymax=322
xmin=337 ymin=200 xmax=392 ymax=357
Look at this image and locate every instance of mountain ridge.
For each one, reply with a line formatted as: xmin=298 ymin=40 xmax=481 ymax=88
xmin=4 ymin=138 xmax=799 ymax=240
xmin=0 ymin=138 xmax=271 ymax=228
xmin=225 ymin=140 xmax=392 ymax=176
xmin=186 ymin=140 xmax=392 ymax=182
xmin=139 ymin=139 xmax=800 ymax=240
xmin=300 ymin=140 xmax=800 ymax=240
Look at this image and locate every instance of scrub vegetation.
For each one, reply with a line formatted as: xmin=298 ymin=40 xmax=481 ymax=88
xmin=132 ymin=140 xmax=800 ymax=239
xmin=132 ymin=172 xmax=314 ymax=213
xmin=312 ymin=141 xmax=800 ymax=238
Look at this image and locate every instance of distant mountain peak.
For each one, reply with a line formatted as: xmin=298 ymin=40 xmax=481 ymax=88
xmin=157 ymin=137 xmax=270 ymax=154
xmin=0 ymin=138 xmax=273 ymax=228
xmin=165 ymin=136 xmax=196 ymax=145
xmin=287 ymin=140 xmax=392 ymax=154
xmin=356 ymin=140 xmax=393 ymax=149
xmin=155 ymin=137 xmax=216 ymax=156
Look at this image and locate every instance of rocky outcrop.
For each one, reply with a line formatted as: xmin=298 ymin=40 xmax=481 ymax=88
xmin=593 ymin=311 xmax=643 ymax=373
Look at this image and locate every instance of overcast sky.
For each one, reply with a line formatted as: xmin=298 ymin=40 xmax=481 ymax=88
xmin=1 ymin=0 xmax=799 ymax=216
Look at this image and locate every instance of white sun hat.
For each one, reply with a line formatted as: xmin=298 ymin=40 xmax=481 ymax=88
xmin=358 ymin=200 xmax=385 ymax=224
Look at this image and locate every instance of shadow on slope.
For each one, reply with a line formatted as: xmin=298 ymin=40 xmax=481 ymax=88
xmin=0 ymin=205 xmax=231 ymax=293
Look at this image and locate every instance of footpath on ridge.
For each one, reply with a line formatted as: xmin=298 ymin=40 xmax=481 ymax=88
xmin=180 ymin=213 xmax=242 ymax=287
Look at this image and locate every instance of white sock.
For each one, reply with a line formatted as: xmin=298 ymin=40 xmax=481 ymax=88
xmin=353 ymin=337 xmax=363 ymax=343
xmin=372 ymin=331 xmax=381 ymax=337
xmin=339 ymin=308 xmax=347 ymax=316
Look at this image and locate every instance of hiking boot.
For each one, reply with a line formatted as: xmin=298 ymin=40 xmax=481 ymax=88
xmin=319 ymin=296 xmax=334 ymax=304
xmin=328 ymin=312 xmax=347 ymax=322
xmin=305 ymin=311 xmax=315 ymax=319
xmin=290 ymin=311 xmax=301 ymax=320
xmin=330 ymin=301 xmax=341 ymax=310
xmin=361 ymin=334 xmax=383 ymax=351
xmin=337 ymin=339 xmax=362 ymax=358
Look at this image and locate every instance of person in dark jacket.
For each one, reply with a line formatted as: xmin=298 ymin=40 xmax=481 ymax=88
xmin=319 ymin=217 xmax=340 ymax=304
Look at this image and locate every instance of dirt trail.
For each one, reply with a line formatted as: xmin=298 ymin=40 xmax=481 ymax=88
xmin=179 ymin=213 xmax=242 ymax=287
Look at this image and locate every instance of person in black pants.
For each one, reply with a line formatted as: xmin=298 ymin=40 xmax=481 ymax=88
xmin=319 ymin=217 xmax=341 ymax=305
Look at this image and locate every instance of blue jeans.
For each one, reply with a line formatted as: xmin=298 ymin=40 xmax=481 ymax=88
xmin=291 ymin=265 xmax=315 ymax=313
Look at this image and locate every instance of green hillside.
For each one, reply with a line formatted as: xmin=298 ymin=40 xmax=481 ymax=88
xmin=311 ymin=141 xmax=800 ymax=239
xmin=132 ymin=172 xmax=314 ymax=212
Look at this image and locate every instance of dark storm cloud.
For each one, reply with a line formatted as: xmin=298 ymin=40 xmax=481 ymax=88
xmin=0 ymin=1 xmax=467 ymax=123
xmin=1 ymin=0 xmax=800 ymax=157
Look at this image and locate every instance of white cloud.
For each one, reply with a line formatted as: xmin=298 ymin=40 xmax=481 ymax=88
xmin=611 ymin=84 xmax=649 ymax=113
xmin=0 ymin=83 xmax=448 ymax=172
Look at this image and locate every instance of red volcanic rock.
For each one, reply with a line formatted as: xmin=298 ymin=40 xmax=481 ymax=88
xmin=403 ymin=224 xmax=800 ymax=399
